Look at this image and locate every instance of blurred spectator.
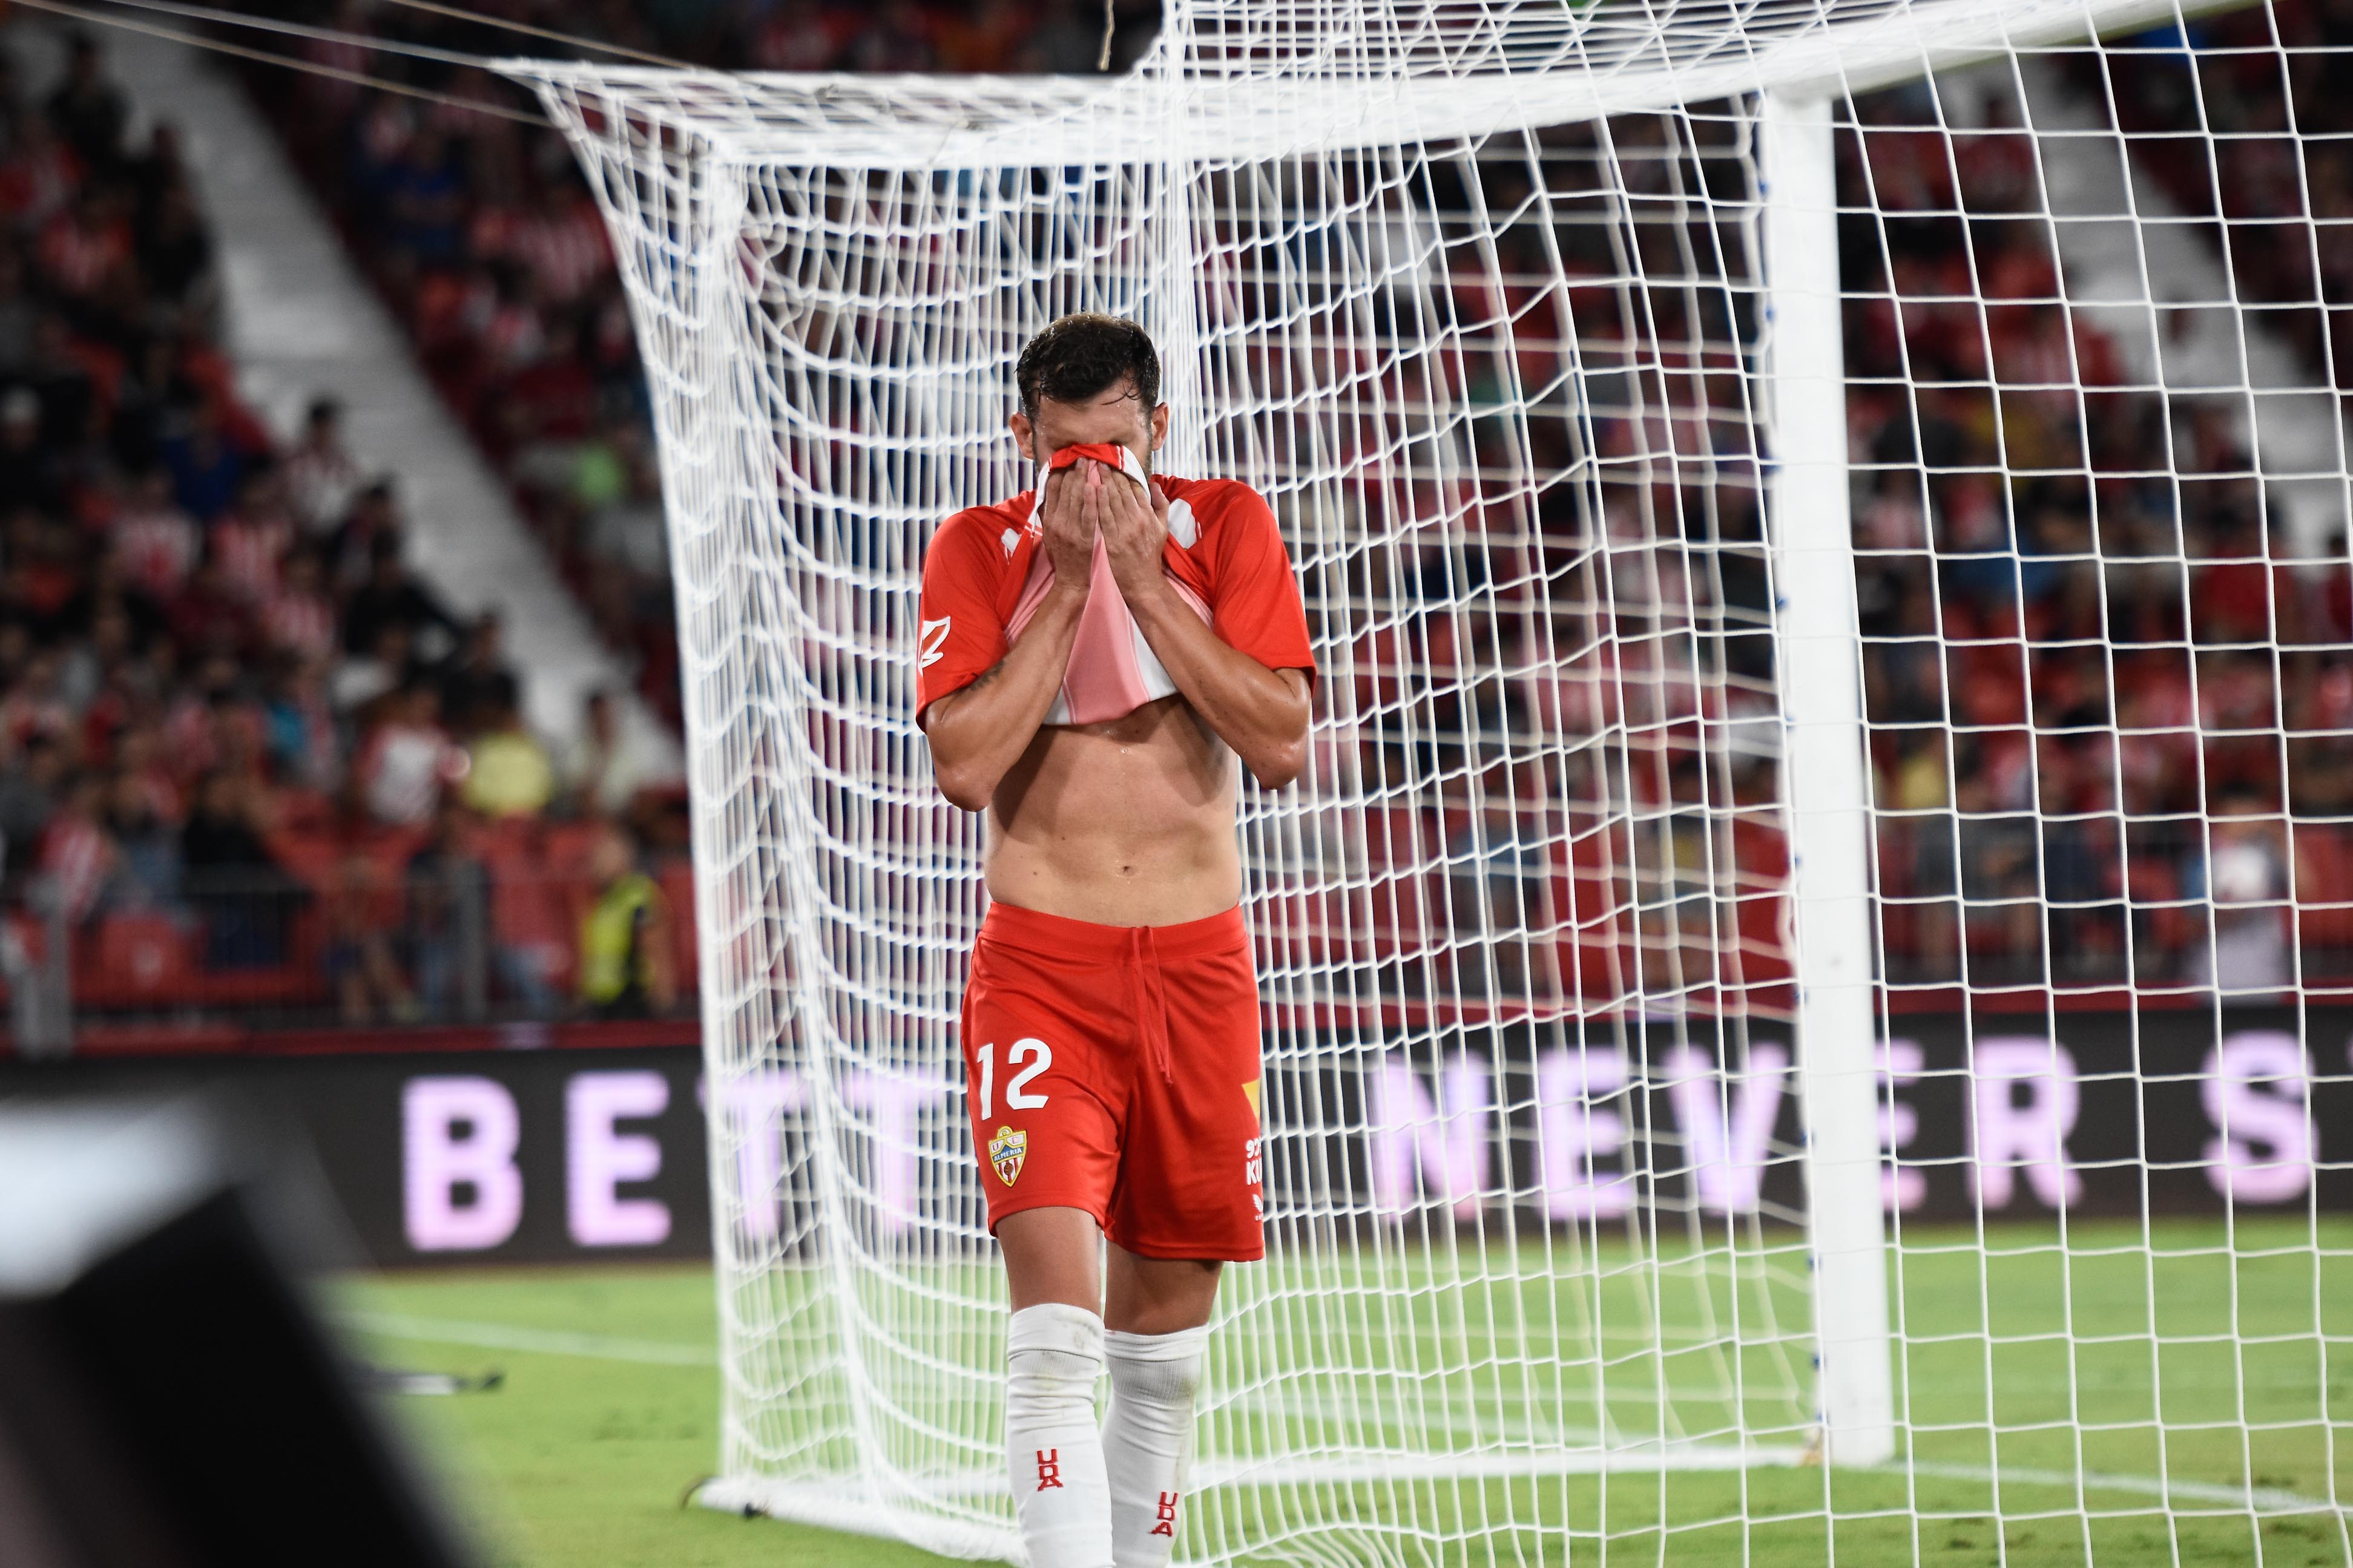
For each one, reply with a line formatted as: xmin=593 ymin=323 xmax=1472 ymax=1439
xmin=112 ymin=467 xmax=198 ymax=602
xmin=437 ymin=611 xmax=518 ymax=733
xmin=0 ymin=649 xmax=75 ymax=755
xmin=38 ymin=770 xmax=114 ymax=925
xmin=353 ymin=680 xmax=461 ymax=827
xmin=334 ymin=622 xmax=414 ymax=714
xmin=167 ymin=552 xmax=254 ymax=660
xmin=343 ymin=528 xmax=459 ymax=661
xmin=559 ymin=687 xmax=660 ymax=816
xmin=281 ymin=395 xmax=360 ymax=536
xmin=0 ymin=736 xmax=67 ymax=877
xmin=0 ymin=387 xmax=57 ymax=516
xmin=139 ymin=177 xmax=216 ymax=318
xmin=261 ymin=544 xmax=336 ymax=660
xmin=260 ymin=654 xmax=338 ymax=792
xmin=404 ymin=798 xmax=490 ymax=1020
xmin=181 ymin=770 xmax=298 ymax=968
xmin=105 ymin=767 xmax=182 ymax=910
xmin=577 ymin=821 xmax=674 ymax=1018
xmin=462 ymin=694 xmax=553 ymax=819
xmin=212 ymin=464 xmax=294 ymax=605
xmin=2191 ymin=795 xmax=2292 ymax=996
xmin=324 ymin=849 xmax=415 ymax=1022
xmin=44 ymin=33 xmax=126 ymax=174
xmin=331 ymin=479 xmax=401 ymax=588
xmin=579 ymin=426 xmax=668 ymax=588
xmin=161 ymin=397 xmax=252 ymax=523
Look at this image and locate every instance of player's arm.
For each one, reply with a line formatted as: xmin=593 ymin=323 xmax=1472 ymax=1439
xmin=1085 ymin=462 xmax=1311 ymax=790
xmin=919 ymin=470 xmax=1095 ymax=812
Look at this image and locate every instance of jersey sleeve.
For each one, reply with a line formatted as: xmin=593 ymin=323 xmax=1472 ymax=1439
xmin=1207 ymin=485 xmax=1317 ymax=681
xmin=915 ymin=513 xmax=1010 ymax=726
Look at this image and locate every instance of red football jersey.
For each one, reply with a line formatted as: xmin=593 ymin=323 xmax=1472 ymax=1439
xmin=915 ymin=459 xmax=1315 ymax=727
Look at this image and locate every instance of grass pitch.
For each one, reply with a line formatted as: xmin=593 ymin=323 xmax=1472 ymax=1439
xmin=341 ymin=1219 xmax=2350 ymax=1567
xmin=343 ymin=1265 xmax=933 ymax=1568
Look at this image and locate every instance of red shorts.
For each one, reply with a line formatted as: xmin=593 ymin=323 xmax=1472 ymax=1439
xmin=960 ymin=902 xmax=1265 ymax=1262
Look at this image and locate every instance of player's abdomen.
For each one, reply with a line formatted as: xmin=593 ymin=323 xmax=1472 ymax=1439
xmin=983 ymin=695 xmax=1242 ymax=926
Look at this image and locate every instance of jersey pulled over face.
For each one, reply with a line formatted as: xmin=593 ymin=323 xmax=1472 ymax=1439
xmin=915 ymin=448 xmax=1314 ymax=730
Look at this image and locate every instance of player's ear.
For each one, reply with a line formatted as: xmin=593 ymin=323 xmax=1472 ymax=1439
xmin=1007 ymin=410 xmax=1035 ymax=462
xmin=1147 ymin=402 xmax=1169 ymax=454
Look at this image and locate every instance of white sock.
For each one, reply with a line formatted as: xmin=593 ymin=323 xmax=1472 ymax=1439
xmin=1102 ymin=1325 xmax=1209 ymax=1567
xmin=1005 ymin=1304 xmax=1113 ymax=1568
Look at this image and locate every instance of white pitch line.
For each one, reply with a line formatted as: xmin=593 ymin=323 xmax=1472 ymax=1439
xmin=341 ymin=1310 xmax=717 ymax=1367
xmin=1196 ymin=1445 xmax=1812 ymax=1485
xmin=1891 ymin=1458 xmax=2340 ymax=1517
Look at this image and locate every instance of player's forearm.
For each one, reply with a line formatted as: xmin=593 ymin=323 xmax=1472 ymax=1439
xmin=1127 ymin=583 xmax=1310 ymax=789
xmin=922 ymin=586 xmax=1088 ymax=810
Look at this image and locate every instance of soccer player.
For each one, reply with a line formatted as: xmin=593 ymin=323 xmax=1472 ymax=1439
xmin=915 ymin=313 xmax=1314 ymax=1568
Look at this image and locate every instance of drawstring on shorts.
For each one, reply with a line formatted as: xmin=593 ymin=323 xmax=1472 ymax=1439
xmin=1126 ymin=926 xmax=1176 ymax=1085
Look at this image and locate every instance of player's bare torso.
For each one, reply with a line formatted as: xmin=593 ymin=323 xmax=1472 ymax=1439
xmin=984 ymin=692 xmax=1242 ymax=927
xmin=919 ymin=430 xmax=1312 ymax=930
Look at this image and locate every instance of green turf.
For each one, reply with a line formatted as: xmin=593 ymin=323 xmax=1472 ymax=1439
xmin=340 ymin=1219 xmax=2351 ymax=1567
xmin=343 ymin=1265 xmax=940 ymax=1568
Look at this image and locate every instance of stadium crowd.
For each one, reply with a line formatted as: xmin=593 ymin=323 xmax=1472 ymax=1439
xmin=228 ymin=0 xmax=2347 ymax=1007
xmin=1843 ymin=63 xmax=2348 ymax=996
xmin=10 ymin=2 xmax=2345 ymax=1034
xmin=0 ymin=28 xmax=688 ymax=1028
xmin=2096 ymin=0 xmax=2353 ymax=420
xmin=239 ymin=0 xmax=1162 ymax=730
xmin=1333 ymin=66 xmax=2350 ymax=1010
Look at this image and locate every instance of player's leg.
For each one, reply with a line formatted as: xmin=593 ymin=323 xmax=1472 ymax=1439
xmin=1104 ymin=1250 xmax=1220 ymax=1332
xmin=998 ymin=1207 xmax=1114 ymax=1568
xmin=963 ymin=907 xmax=1134 ymax=1568
xmin=1101 ymin=1249 xmax=1219 ymax=1566
xmin=1001 ymin=1204 xmax=1105 ymax=1310
xmin=1098 ymin=912 xmax=1264 ymax=1568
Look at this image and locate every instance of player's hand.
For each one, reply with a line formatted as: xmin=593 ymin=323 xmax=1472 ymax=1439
xmin=1038 ymin=464 xmax=1097 ymax=591
xmin=1090 ymin=458 xmax=1168 ymax=600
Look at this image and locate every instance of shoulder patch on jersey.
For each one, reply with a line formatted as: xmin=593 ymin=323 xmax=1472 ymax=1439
xmin=919 ymin=617 xmax=952 ymax=669
xmin=1167 ymin=498 xmax=1199 ymax=549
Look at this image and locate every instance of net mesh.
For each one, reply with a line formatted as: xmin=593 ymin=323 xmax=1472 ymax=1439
xmin=518 ymin=2 xmax=2349 ymax=1560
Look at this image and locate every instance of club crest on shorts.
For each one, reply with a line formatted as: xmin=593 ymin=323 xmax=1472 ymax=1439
xmin=988 ymin=1125 xmax=1028 ymax=1187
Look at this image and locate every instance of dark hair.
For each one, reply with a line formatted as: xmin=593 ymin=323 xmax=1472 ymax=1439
xmin=1015 ymin=313 xmax=1160 ymax=422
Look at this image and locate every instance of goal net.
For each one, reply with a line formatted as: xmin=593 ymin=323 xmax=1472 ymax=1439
xmin=516 ymin=1 xmax=2349 ymax=1560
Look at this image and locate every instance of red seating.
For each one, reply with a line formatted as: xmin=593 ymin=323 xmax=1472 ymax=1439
xmin=78 ymin=913 xmax=195 ymax=1009
xmin=2292 ymin=822 xmax=2353 ymax=951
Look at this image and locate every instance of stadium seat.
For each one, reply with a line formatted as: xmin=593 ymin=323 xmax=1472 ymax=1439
xmin=79 ymin=913 xmax=196 ymax=1009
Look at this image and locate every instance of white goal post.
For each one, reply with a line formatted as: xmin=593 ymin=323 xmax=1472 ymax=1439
xmin=513 ymin=0 xmax=2350 ymax=1560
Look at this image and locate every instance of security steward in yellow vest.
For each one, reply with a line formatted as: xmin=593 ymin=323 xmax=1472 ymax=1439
xmin=578 ymin=824 xmax=677 ymax=1019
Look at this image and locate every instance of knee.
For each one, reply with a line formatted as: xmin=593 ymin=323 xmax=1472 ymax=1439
xmin=1007 ymin=1303 xmax=1105 ymax=1426
xmin=1104 ymin=1325 xmax=1208 ymax=1406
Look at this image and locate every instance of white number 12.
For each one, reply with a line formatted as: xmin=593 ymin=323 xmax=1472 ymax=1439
xmin=975 ymin=1038 xmax=1052 ymax=1117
